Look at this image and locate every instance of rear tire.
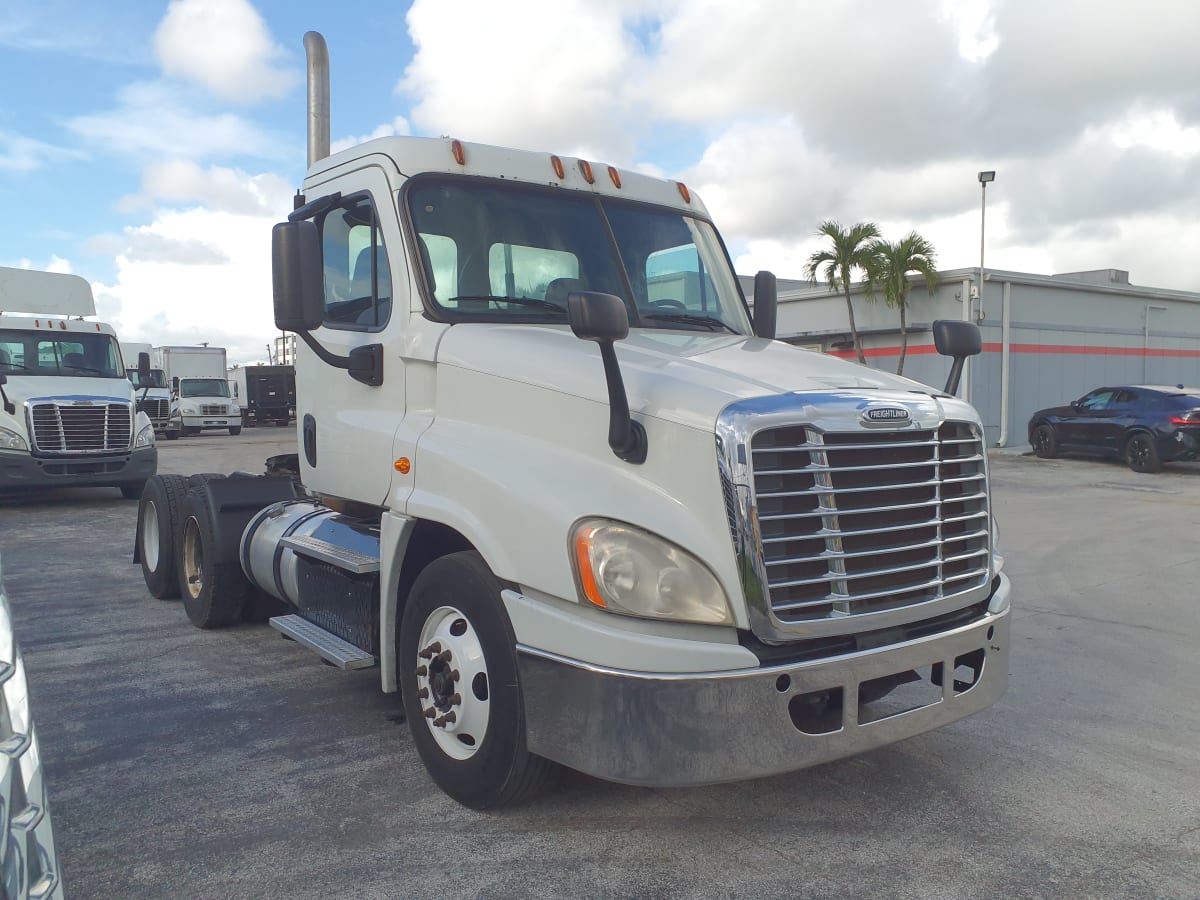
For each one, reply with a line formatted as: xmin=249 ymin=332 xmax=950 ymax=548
xmin=399 ymin=551 xmax=558 ymax=809
xmin=177 ymin=487 xmax=248 ymax=628
xmin=1031 ymin=423 xmax=1058 ymax=459
xmin=165 ymin=429 xmax=180 ymax=441
xmin=1125 ymin=433 xmax=1162 ymax=473
xmin=137 ymin=474 xmax=190 ymax=599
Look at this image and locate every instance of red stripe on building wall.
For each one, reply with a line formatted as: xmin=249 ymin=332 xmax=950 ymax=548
xmin=828 ymin=342 xmax=1200 ymax=360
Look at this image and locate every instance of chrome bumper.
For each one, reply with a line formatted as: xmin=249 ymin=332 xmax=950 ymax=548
xmin=518 ymin=574 xmax=1010 ymax=787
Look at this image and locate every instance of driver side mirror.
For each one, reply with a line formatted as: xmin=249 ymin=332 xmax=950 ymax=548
xmin=172 ymin=376 xmax=180 ymax=394
xmin=272 ymin=220 xmax=325 ymax=332
xmin=752 ymin=270 xmax=777 ymax=340
xmin=137 ymin=351 xmax=151 ymax=380
xmin=932 ymin=320 xmax=982 ymax=395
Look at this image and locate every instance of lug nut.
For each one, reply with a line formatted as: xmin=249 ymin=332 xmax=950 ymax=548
xmin=419 ymin=642 xmax=442 ymax=660
xmin=451 ymin=669 xmax=460 ymax=682
xmin=448 ymin=693 xmax=461 ymax=706
xmin=435 ymin=649 xmax=453 ymax=663
xmin=423 ymin=707 xmax=436 ymax=719
xmin=433 ymin=711 xmax=457 ymax=727
xmin=417 ymin=688 xmax=429 ymax=699
xmin=415 ymin=665 xmax=427 ymax=677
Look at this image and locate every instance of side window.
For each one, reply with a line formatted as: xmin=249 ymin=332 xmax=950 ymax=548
xmin=487 ymin=244 xmax=579 ymax=304
xmin=1079 ymin=389 xmax=1115 ymax=411
xmin=646 ymin=244 xmax=718 ymax=313
xmin=320 ymin=195 xmax=392 ymax=330
xmin=0 ymin=338 xmax=22 ymax=370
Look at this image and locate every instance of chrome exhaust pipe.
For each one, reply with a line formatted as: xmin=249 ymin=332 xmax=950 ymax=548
xmin=303 ymin=31 xmax=330 ymax=166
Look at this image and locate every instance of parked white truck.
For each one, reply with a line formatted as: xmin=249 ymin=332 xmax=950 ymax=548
xmin=154 ymin=345 xmax=241 ymax=436
xmin=133 ymin=32 xmax=1010 ymax=809
xmin=1 ymin=266 xmax=156 ymax=497
xmin=122 ymin=340 xmax=176 ymax=440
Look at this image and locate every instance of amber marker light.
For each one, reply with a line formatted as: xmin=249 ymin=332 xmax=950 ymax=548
xmin=607 ymin=166 xmax=622 ymax=189
xmin=676 ymin=182 xmax=691 ymax=203
xmin=450 ymin=139 xmax=466 ymax=166
xmin=573 ymin=525 xmax=606 ymax=608
xmin=578 ymin=159 xmax=595 ymax=184
xmin=394 ymin=457 xmax=411 ymax=474
xmin=550 ymin=155 xmax=565 ymax=179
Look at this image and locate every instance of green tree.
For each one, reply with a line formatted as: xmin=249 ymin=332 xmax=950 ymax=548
xmin=803 ymin=220 xmax=881 ymax=365
xmin=865 ymin=231 xmax=939 ymax=376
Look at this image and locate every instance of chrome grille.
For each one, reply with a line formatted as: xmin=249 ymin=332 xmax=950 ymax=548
xmin=200 ymin=404 xmax=227 ymax=416
xmin=751 ymin=422 xmax=990 ymax=624
xmin=29 ymin=402 xmax=133 ymax=453
xmin=136 ymin=397 xmax=170 ymax=420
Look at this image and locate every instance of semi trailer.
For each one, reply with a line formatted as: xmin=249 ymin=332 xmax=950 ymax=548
xmin=133 ymin=32 xmax=1011 ymax=809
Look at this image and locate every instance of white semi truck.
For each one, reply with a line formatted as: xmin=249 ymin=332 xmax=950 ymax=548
xmin=153 ymin=345 xmax=242 ymax=436
xmin=122 ymin=340 xmax=176 ymax=439
xmin=0 ymin=266 xmax=157 ymax=497
xmin=133 ymin=32 xmax=1011 ymax=809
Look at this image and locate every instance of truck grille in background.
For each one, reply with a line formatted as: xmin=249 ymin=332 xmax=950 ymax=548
xmin=200 ymin=404 xmax=227 ymax=416
xmin=136 ymin=398 xmax=169 ymax=420
xmin=29 ymin=402 xmax=132 ymax=453
xmin=751 ymin=422 xmax=990 ymax=624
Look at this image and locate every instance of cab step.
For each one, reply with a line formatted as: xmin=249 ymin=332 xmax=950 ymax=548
xmin=280 ymin=533 xmax=380 ymax=574
xmin=269 ymin=614 xmax=377 ymax=670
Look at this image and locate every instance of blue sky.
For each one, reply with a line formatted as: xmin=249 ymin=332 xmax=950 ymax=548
xmin=2 ymin=0 xmax=1198 ymax=364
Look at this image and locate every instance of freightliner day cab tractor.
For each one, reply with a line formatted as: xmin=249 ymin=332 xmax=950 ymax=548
xmin=1 ymin=266 xmax=157 ymax=498
xmin=133 ymin=32 xmax=1011 ymax=809
xmin=123 ymin=341 xmax=175 ymax=439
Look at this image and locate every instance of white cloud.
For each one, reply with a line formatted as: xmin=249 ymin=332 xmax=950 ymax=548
xmin=330 ymin=117 xmax=412 ymax=156
xmin=0 ymin=130 xmax=82 ymax=173
xmin=67 ymin=81 xmax=294 ymax=162
xmin=153 ymin=0 xmax=296 ymax=104
xmin=117 ymin=159 xmax=294 ymax=215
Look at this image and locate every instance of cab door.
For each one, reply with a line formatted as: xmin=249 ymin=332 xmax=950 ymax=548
xmin=293 ymin=162 xmax=408 ymax=505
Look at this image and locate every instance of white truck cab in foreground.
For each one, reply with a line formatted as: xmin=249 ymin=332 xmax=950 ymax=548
xmin=1 ymin=267 xmax=156 ymax=497
xmin=134 ymin=32 xmax=1010 ymax=809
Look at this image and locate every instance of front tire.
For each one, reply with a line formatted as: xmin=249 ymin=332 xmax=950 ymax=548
xmin=176 ymin=487 xmax=248 ymax=628
xmin=1125 ymin=433 xmax=1162 ymax=473
xmin=137 ymin=474 xmax=190 ymax=598
xmin=1031 ymin=423 xmax=1058 ymax=459
xmin=398 ymin=551 xmax=557 ymax=809
xmin=229 ymin=425 xmax=242 ymax=436
xmin=120 ymin=481 xmax=147 ymax=500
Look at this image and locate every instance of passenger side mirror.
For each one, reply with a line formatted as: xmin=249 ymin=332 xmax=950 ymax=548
xmin=137 ymin=351 xmax=151 ymax=380
xmin=172 ymin=376 xmax=180 ymax=393
xmin=272 ymin=220 xmax=325 ymax=332
xmin=932 ymin=320 xmax=981 ymax=396
xmin=752 ymin=270 xmax=777 ymax=340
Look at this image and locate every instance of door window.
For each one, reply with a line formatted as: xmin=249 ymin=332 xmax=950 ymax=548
xmin=320 ymin=195 xmax=392 ymax=330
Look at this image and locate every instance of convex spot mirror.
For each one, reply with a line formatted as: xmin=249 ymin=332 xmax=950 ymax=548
xmin=272 ymin=220 xmax=324 ymax=332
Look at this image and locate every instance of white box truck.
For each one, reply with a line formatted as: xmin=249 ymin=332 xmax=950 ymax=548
xmin=153 ymin=345 xmax=241 ymax=436
xmin=121 ymin=341 xmax=175 ymax=439
xmin=0 ymin=266 xmax=156 ymax=497
xmin=133 ymin=32 xmax=1011 ymax=809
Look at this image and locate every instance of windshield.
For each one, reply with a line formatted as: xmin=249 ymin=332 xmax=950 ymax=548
xmin=0 ymin=329 xmax=123 ymax=378
xmin=179 ymin=378 xmax=230 ymax=398
xmin=407 ymin=177 xmax=753 ymax=335
xmin=127 ymin=368 xmax=167 ymax=388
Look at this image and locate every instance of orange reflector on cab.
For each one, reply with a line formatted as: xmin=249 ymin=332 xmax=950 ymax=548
xmin=394 ymin=457 xmax=411 ymax=474
xmin=550 ymin=155 xmax=565 ymax=179
xmin=607 ymin=166 xmax=622 ymax=189
xmin=578 ymin=159 xmax=595 ymax=184
xmin=573 ymin=526 xmax=606 ymax=608
xmin=676 ymin=181 xmax=691 ymax=203
xmin=450 ymin=140 xmax=466 ymax=166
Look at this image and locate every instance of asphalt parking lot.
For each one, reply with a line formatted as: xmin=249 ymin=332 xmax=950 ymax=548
xmin=1 ymin=432 xmax=1198 ymax=898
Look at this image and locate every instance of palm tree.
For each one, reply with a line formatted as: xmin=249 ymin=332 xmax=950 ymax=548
xmin=865 ymin=232 xmax=939 ymax=376
xmin=803 ymin=220 xmax=881 ymax=364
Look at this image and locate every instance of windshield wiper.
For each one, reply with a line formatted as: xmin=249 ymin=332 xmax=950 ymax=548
xmin=62 ymin=363 xmax=107 ymax=375
xmin=641 ymin=313 xmax=737 ymax=333
xmin=451 ymin=295 xmax=566 ymax=312
xmin=0 ymin=360 xmax=29 ymax=372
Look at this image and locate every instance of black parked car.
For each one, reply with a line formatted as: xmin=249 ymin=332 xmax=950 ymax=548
xmin=1028 ymin=384 xmax=1200 ymax=472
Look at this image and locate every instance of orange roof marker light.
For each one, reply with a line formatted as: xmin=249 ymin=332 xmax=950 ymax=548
xmin=450 ymin=140 xmax=466 ymax=166
xmin=607 ymin=166 xmax=622 ymax=189
xmin=676 ymin=181 xmax=691 ymax=204
xmin=394 ymin=457 xmax=411 ymax=474
xmin=578 ymin=159 xmax=595 ymax=184
xmin=550 ymin=155 xmax=565 ymax=180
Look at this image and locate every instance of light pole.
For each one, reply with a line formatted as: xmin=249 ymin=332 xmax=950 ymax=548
xmin=977 ymin=170 xmax=995 ymax=316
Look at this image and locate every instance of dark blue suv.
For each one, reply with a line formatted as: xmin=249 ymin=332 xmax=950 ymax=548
xmin=1028 ymin=384 xmax=1200 ymax=472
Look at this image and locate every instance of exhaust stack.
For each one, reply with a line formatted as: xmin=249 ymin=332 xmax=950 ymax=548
xmin=304 ymin=31 xmax=330 ymax=166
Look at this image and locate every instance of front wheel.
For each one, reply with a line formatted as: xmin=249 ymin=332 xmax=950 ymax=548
xmin=229 ymin=425 xmax=242 ymax=436
xmin=1125 ymin=433 xmax=1162 ymax=473
xmin=398 ymin=551 xmax=557 ymax=809
xmin=1031 ymin=423 xmax=1058 ymax=459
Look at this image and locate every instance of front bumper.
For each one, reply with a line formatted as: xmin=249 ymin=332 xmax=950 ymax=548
xmin=0 ymin=446 xmax=157 ymax=491
xmin=181 ymin=415 xmax=241 ymax=429
xmin=518 ymin=574 xmax=1010 ymax=787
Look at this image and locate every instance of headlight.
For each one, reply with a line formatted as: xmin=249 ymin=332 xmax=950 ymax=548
xmin=180 ymin=404 xmax=198 ymax=415
xmin=230 ymin=400 xmax=240 ymax=413
xmin=0 ymin=427 xmax=28 ymax=451
xmin=570 ymin=519 xmax=733 ymax=626
xmin=134 ymin=423 xmax=155 ymax=448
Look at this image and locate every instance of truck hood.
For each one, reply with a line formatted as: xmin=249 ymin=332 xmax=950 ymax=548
xmin=436 ymin=324 xmax=938 ymax=431
xmin=1 ymin=375 xmax=132 ymax=409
